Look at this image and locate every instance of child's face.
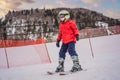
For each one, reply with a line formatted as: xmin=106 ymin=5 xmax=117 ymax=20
xmin=58 ymin=14 xmax=65 ymax=21
xmin=60 ymin=17 xmax=65 ymax=21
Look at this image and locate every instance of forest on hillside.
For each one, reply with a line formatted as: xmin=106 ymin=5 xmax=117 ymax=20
xmin=0 ymin=8 xmax=120 ymax=41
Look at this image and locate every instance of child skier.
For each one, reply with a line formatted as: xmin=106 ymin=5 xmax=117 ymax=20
xmin=55 ymin=10 xmax=83 ymax=72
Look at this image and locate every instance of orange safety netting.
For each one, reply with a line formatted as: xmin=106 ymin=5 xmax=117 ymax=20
xmin=0 ymin=38 xmax=45 ymax=48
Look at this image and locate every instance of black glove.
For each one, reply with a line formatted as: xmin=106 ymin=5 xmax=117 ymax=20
xmin=76 ymin=34 xmax=79 ymax=41
xmin=56 ymin=40 xmax=60 ymax=47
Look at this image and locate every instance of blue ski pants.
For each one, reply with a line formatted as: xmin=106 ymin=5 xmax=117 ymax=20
xmin=59 ymin=41 xmax=78 ymax=60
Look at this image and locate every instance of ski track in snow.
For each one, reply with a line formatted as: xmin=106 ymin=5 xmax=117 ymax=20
xmin=0 ymin=34 xmax=120 ymax=80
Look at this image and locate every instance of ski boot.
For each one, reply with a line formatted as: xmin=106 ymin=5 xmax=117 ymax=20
xmin=70 ymin=56 xmax=83 ymax=72
xmin=55 ymin=58 xmax=64 ymax=72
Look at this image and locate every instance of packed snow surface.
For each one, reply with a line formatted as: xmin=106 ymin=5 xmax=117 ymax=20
xmin=0 ymin=34 xmax=120 ymax=80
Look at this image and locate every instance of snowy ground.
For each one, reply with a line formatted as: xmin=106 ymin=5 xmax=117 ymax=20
xmin=0 ymin=34 xmax=120 ymax=80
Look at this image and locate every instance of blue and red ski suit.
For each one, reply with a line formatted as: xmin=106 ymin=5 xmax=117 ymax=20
xmin=57 ymin=20 xmax=79 ymax=59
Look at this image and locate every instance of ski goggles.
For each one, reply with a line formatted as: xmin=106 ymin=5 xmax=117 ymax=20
xmin=58 ymin=14 xmax=68 ymax=18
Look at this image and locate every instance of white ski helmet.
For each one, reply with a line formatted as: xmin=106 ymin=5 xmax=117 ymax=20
xmin=58 ymin=10 xmax=70 ymax=21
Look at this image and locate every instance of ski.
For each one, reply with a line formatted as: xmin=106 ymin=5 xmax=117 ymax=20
xmin=47 ymin=71 xmax=56 ymax=75
xmin=59 ymin=69 xmax=87 ymax=75
xmin=47 ymin=71 xmax=68 ymax=75
xmin=59 ymin=71 xmax=69 ymax=75
xmin=47 ymin=71 xmax=61 ymax=75
xmin=47 ymin=69 xmax=87 ymax=75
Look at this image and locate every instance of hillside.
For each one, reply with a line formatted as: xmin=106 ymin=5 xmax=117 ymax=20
xmin=4 ymin=7 xmax=120 ymax=29
xmin=0 ymin=8 xmax=120 ymax=42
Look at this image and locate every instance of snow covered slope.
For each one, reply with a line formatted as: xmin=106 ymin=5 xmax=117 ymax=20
xmin=0 ymin=34 xmax=120 ymax=80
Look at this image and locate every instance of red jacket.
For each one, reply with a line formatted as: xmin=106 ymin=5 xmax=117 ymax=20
xmin=57 ymin=20 xmax=79 ymax=44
